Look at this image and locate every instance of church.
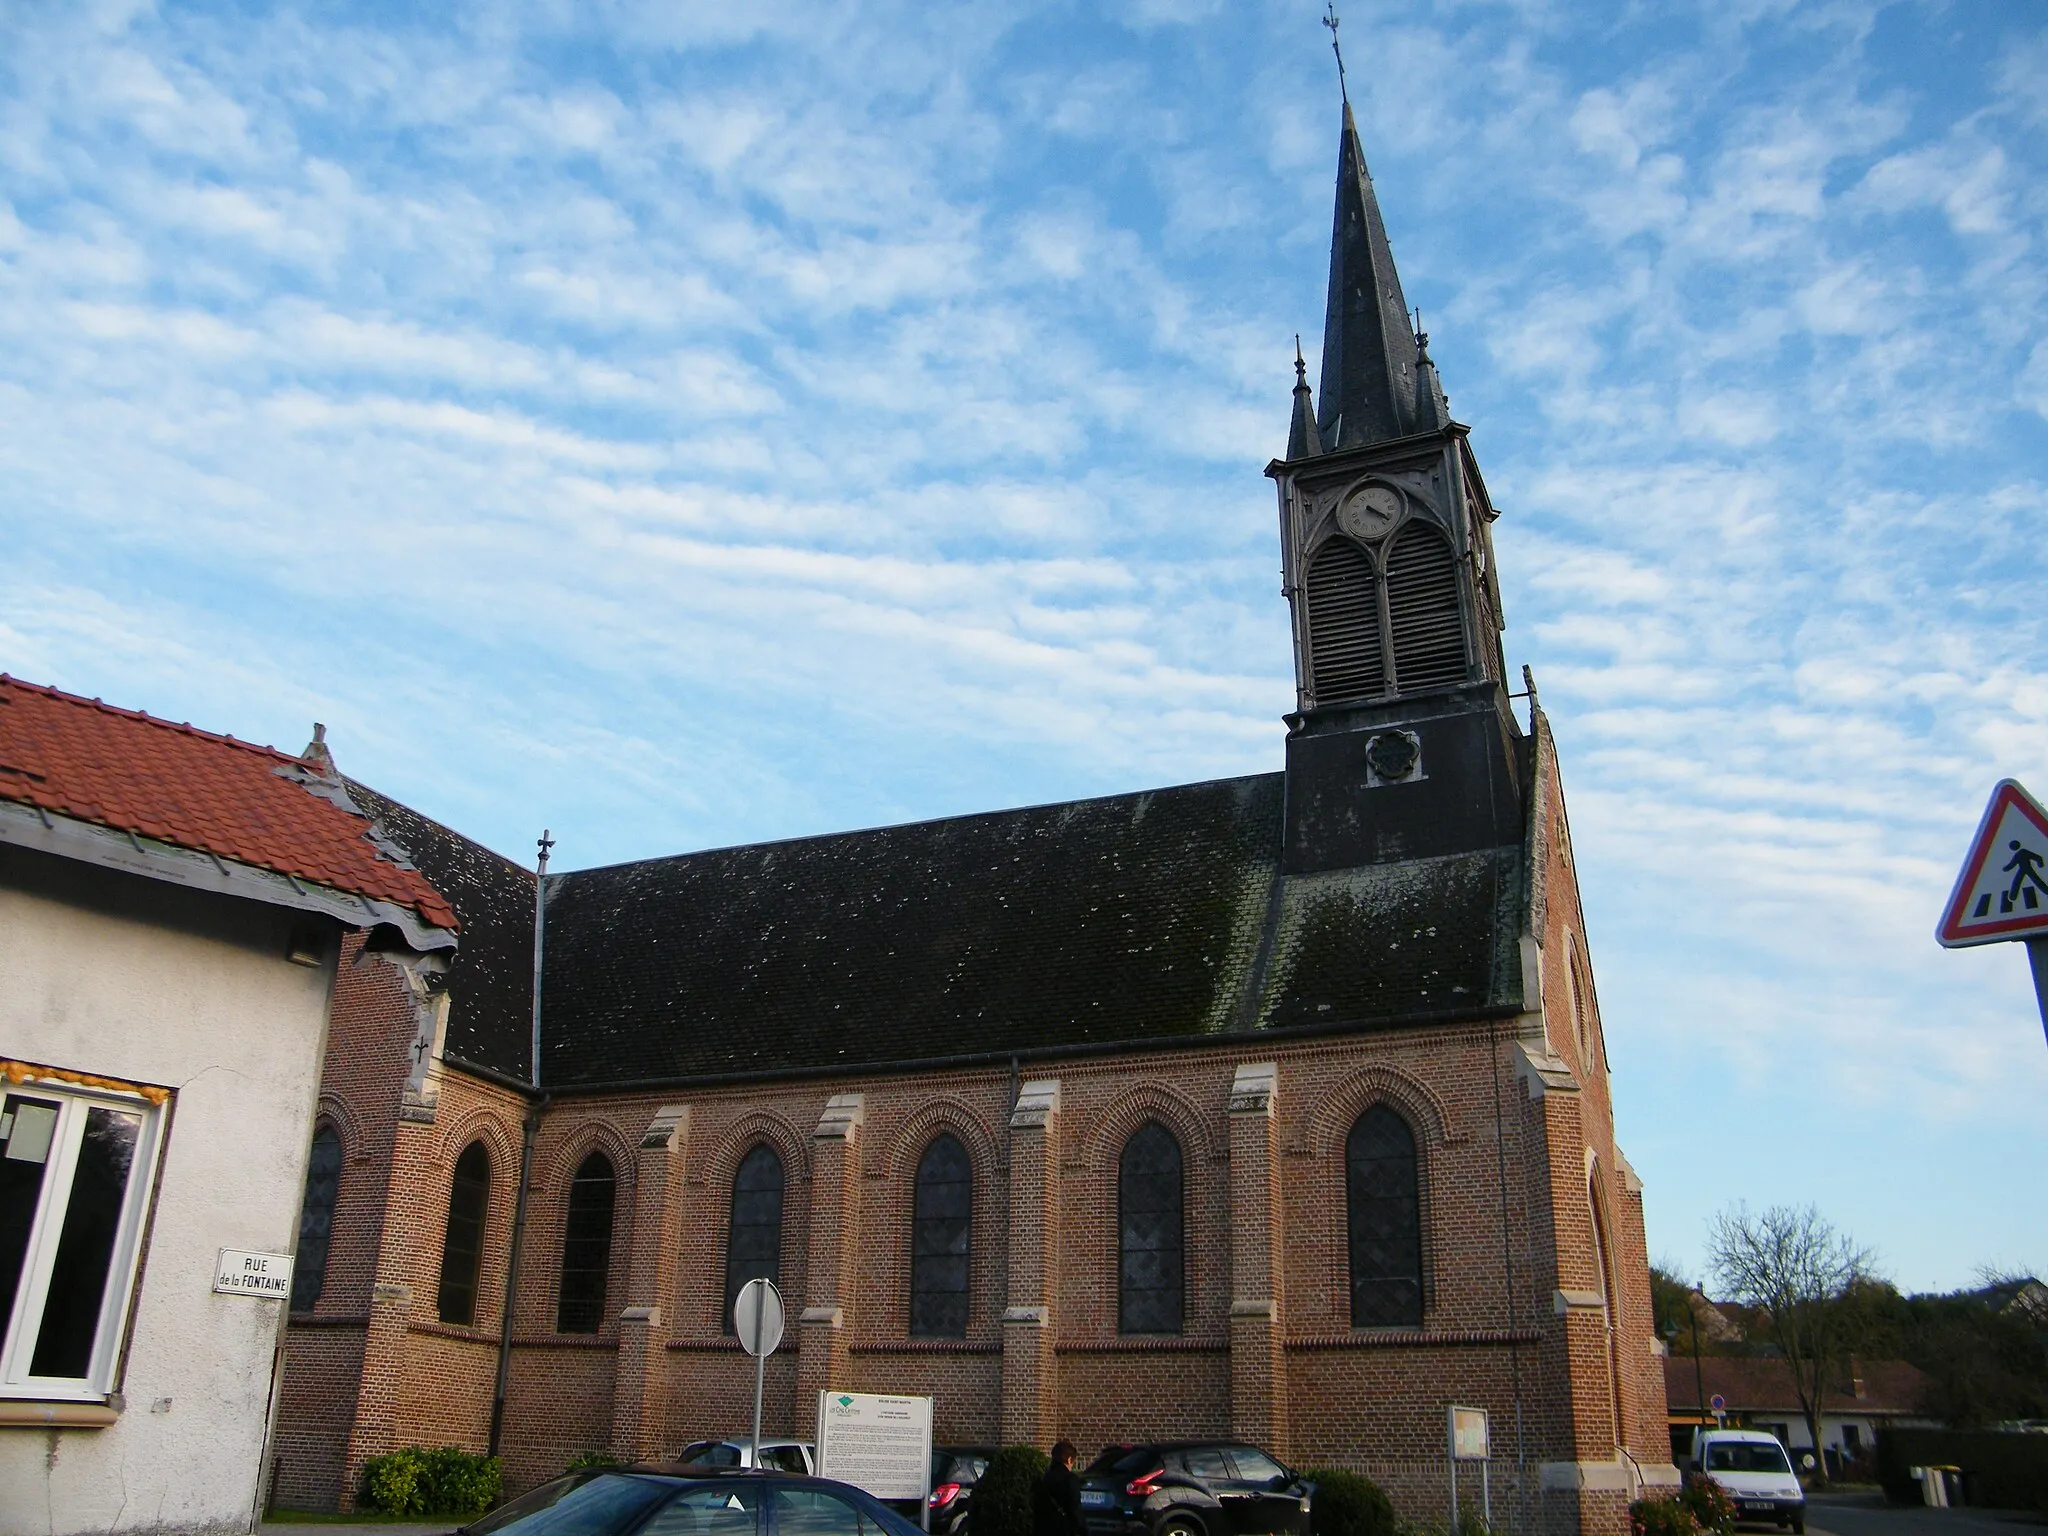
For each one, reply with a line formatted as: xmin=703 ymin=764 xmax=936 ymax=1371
xmin=259 ymin=102 xmax=1676 ymax=1535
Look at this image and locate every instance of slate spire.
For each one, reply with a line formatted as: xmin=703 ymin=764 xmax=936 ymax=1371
xmin=1412 ymin=323 xmax=1448 ymax=433
xmin=1316 ymin=102 xmax=1423 ymax=449
xmin=1287 ymin=335 xmax=1324 ymax=460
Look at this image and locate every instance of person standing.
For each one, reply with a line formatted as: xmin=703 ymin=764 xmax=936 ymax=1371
xmin=1034 ymin=1440 xmax=1086 ymax=1536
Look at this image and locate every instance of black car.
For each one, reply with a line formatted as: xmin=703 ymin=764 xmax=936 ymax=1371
xmin=458 ymin=1467 xmax=928 ymax=1536
xmin=1078 ymin=1444 xmax=1312 ymax=1536
xmin=883 ymin=1446 xmax=994 ymax=1535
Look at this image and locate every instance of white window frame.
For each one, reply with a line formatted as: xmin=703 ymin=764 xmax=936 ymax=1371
xmin=0 ymin=1076 xmax=165 ymax=1402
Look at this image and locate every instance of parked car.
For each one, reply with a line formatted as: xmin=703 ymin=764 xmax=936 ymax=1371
xmin=458 ymin=1467 xmax=924 ymax=1536
xmin=882 ymin=1446 xmax=994 ymax=1534
xmin=678 ymin=1439 xmax=818 ymax=1475
xmin=1078 ymin=1443 xmax=1312 ymax=1536
xmin=1688 ymin=1429 xmax=1805 ymax=1533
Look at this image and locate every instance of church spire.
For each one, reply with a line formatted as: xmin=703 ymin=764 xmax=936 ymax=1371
xmin=1316 ymin=101 xmax=1423 ymax=449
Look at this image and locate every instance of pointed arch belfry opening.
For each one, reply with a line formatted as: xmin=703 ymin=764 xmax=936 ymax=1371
xmin=1384 ymin=521 xmax=1465 ymax=691
xmin=1305 ymin=537 xmax=1385 ymax=704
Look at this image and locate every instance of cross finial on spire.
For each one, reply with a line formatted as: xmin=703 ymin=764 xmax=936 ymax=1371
xmin=1323 ymin=2 xmax=1348 ymax=106
xmin=1295 ymin=333 xmax=1308 ymax=385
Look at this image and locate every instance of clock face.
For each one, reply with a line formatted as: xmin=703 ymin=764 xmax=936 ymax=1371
xmin=1338 ymin=484 xmax=1402 ymax=541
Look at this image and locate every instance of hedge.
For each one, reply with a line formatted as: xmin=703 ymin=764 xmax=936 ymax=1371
xmin=1875 ymin=1428 xmax=2048 ymax=1512
xmin=1301 ymin=1468 xmax=1396 ymax=1536
xmin=974 ymin=1446 xmax=1051 ymax=1536
xmin=360 ymin=1446 xmax=503 ymax=1518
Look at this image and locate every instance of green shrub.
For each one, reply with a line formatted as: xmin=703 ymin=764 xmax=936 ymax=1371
xmin=974 ymin=1445 xmax=1051 ymax=1536
xmin=567 ymin=1451 xmax=623 ymax=1473
xmin=360 ymin=1447 xmax=502 ymax=1518
xmin=1628 ymin=1494 xmax=1699 ymax=1536
xmin=1680 ymin=1475 xmax=1735 ymax=1534
xmin=1303 ymin=1468 xmax=1397 ymax=1536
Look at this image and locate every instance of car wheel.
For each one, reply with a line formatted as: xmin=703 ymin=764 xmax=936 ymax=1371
xmin=1156 ymin=1515 xmax=1207 ymax=1536
xmin=1791 ymin=1518 xmax=1804 ymax=1534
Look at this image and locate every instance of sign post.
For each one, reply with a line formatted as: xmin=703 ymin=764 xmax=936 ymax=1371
xmin=1447 ymin=1405 xmax=1489 ymax=1531
xmin=733 ymin=1278 xmax=784 ymax=1471
xmin=1936 ymin=779 xmax=2048 ymax=1049
xmin=816 ymin=1391 xmax=934 ymax=1531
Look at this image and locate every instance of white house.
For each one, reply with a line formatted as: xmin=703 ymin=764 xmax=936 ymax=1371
xmin=0 ymin=678 xmax=457 ymax=1536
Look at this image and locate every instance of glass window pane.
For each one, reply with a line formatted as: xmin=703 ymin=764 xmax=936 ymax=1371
xmin=31 ymin=1105 xmax=141 ymax=1379
xmin=291 ymin=1126 xmax=343 ymax=1313
xmin=723 ymin=1145 xmax=784 ymax=1334
xmin=464 ymin=1474 xmax=674 ymax=1536
xmin=1346 ymin=1106 xmax=1422 ymax=1328
xmin=0 ymin=1095 xmax=61 ymax=1333
xmin=1118 ymin=1122 xmax=1182 ymax=1335
xmin=642 ymin=1483 xmax=760 ymax=1536
xmin=1181 ymin=1450 xmax=1230 ymax=1481
xmin=437 ymin=1142 xmax=491 ymax=1325
xmin=770 ymin=1486 xmax=869 ymax=1536
xmin=557 ymin=1152 xmax=616 ymax=1333
xmin=910 ymin=1135 xmax=971 ymax=1337
xmin=1229 ymin=1449 xmax=1286 ymax=1484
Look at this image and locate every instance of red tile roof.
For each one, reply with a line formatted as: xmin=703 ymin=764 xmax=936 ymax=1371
xmin=0 ymin=676 xmax=457 ymax=932
xmin=1665 ymin=1356 xmax=1931 ymax=1417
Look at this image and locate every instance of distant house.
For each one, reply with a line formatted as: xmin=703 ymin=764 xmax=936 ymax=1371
xmin=1664 ymin=1356 xmax=1937 ymax=1470
xmin=0 ymin=679 xmax=458 ymax=1536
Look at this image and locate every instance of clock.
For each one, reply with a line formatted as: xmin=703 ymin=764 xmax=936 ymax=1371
xmin=1337 ymin=484 xmax=1402 ymax=542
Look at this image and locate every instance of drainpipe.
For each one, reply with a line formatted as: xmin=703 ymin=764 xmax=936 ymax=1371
xmin=489 ymin=831 xmax=552 ymax=1457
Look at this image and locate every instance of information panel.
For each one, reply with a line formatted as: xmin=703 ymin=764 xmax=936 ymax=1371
xmin=815 ymin=1391 xmax=933 ymax=1503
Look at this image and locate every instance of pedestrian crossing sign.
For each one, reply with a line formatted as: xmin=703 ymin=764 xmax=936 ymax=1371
xmin=1937 ymin=779 xmax=2048 ymax=947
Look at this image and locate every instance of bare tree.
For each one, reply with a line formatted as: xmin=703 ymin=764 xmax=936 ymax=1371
xmin=1707 ymin=1205 xmax=1877 ymax=1485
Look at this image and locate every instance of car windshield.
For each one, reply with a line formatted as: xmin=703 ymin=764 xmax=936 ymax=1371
xmin=463 ymin=1474 xmax=678 ymax=1536
xmin=1708 ymin=1443 xmax=1791 ymax=1474
xmin=681 ymin=1444 xmax=744 ymax=1468
xmin=1092 ymin=1448 xmax=1161 ymax=1477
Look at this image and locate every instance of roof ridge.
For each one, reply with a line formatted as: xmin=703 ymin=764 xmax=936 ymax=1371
xmin=557 ymin=770 xmax=1285 ymax=878
xmin=0 ymin=674 xmax=321 ymax=775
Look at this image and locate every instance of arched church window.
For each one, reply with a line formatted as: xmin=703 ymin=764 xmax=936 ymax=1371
xmin=556 ymin=1151 xmax=616 ymax=1334
xmin=909 ymin=1133 xmax=971 ymax=1337
xmin=436 ymin=1141 xmax=491 ymax=1326
xmin=1346 ymin=1105 xmax=1423 ymax=1328
xmin=723 ymin=1144 xmax=784 ymax=1332
xmin=1304 ymin=537 xmax=1385 ymax=703
xmin=1118 ymin=1121 xmax=1183 ymax=1335
xmin=290 ymin=1124 xmax=342 ymax=1313
xmin=1384 ymin=522 xmax=1466 ymax=692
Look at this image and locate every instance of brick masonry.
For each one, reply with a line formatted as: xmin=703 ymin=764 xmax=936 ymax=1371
xmin=275 ymin=748 xmax=1671 ymax=1536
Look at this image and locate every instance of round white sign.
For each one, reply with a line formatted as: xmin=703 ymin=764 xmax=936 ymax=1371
xmin=733 ymin=1277 xmax=784 ymax=1357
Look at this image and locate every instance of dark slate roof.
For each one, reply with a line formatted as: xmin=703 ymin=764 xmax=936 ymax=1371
xmin=539 ymin=773 xmax=1527 ymax=1090
xmin=347 ymin=779 xmax=535 ymax=1080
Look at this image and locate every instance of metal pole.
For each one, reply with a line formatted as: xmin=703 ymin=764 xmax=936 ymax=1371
xmin=2028 ymin=938 xmax=2048 ymax=1050
xmin=751 ymin=1296 xmax=767 ymax=1471
xmin=1691 ymin=1298 xmax=1707 ymax=1458
xmin=1482 ymin=1460 xmax=1491 ymax=1532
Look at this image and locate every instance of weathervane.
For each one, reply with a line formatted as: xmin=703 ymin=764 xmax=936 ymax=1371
xmin=1323 ymin=2 xmax=1349 ymax=105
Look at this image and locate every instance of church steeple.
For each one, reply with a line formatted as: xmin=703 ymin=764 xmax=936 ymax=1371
xmin=1287 ymin=336 xmax=1325 ymax=460
xmin=1316 ymin=102 xmax=1422 ymax=450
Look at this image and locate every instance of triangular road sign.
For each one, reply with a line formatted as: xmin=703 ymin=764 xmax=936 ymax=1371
xmin=1938 ymin=779 xmax=2048 ymax=947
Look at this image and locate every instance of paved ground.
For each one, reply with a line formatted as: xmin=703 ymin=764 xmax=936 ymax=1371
xmin=1805 ymin=1490 xmax=2047 ymax=1536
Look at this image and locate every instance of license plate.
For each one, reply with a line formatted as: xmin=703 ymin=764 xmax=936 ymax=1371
xmin=1742 ymin=1503 xmax=1775 ymax=1513
xmin=1082 ymin=1493 xmax=1113 ymax=1507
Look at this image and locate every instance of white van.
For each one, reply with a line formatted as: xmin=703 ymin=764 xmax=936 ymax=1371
xmin=1690 ymin=1429 xmax=1805 ymax=1532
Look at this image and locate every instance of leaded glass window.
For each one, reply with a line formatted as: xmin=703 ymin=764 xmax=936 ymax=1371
xmin=723 ymin=1144 xmax=783 ymax=1332
xmin=1346 ymin=1105 xmax=1422 ymax=1328
xmin=436 ymin=1141 xmax=490 ymax=1325
xmin=1118 ymin=1121 xmax=1183 ymax=1334
xmin=556 ymin=1151 xmax=615 ymax=1333
xmin=290 ymin=1125 xmax=342 ymax=1313
xmin=909 ymin=1134 xmax=971 ymax=1337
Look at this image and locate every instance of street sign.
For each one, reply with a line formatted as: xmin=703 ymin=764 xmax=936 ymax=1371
xmin=214 ymin=1249 xmax=293 ymax=1298
xmin=816 ymin=1391 xmax=934 ymax=1504
xmin=1710 ymin=1393 xmax=1726 ymax=1411
xmin=733 ymin=1278 xmax=784 ymax=1474
xmin=734 ymin=1277 xmax=784 ymax=1357
xmin=1938 ymin=780 xmax=2048 ymax=946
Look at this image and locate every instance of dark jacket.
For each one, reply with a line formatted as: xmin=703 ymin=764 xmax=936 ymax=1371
xmin=1034 ymin=1461 xmax=1086 ymax=1536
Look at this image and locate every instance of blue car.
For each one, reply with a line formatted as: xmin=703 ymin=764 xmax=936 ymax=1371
xmin=459 ymin=1467 xmax=929 ymax=1536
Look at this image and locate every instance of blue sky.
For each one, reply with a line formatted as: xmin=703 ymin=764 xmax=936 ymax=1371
xmin=3 ymin=0 xmax=2043 ymax=1294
